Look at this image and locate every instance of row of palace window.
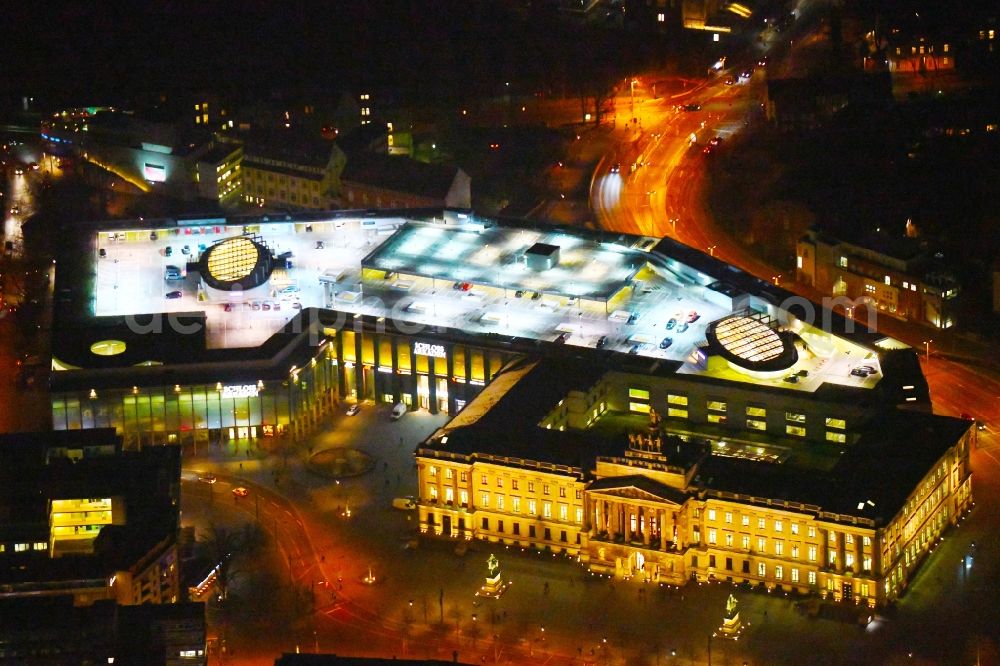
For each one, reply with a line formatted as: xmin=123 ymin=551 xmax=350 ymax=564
xmin=630 ymin=389 xmax=847 ymax=440
xmin=698 ymin=509 xmax=871 ymax=545
xmin=428 ymin=466 xmax=581 ymax=499
xmin=479 ymin=517 xmax=581 ymax=544
xmin=695 ymin=530 xmax=875 ymax=570
xmin=426 ymin=485 xmax=583 ymax=522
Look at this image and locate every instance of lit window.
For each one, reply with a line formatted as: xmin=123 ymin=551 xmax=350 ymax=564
xmin=808 ymin=526 xmax=816 ymax=538
xmin=512 ymin=497 xmax=521 ymax=513
xmin=445 ymin=468 xmax=453 ymax=480
xmin=430 ymin=486 xmax=438 ymax=500
xmin=529 ymin=500 xmax=537 ymax=515
xmin=725 ymin=533 xmax=733 ymax=547
xmin=543 ymin=485 xmax=550 ymax=496
xmin=576 ymin=508 xmax=583 ymax=523
xmin=725 ymin=512 xmax=732 ymax=524
xmin=786 ymin=425 xmax=806 ymax=437
xmin=461 ymin=472 xmax=468 ymax=483
xmin=668 ymin=394 xmax=688 ymax=406
xmin=775 ymin=541 xmax=784 ymax=556
xmin=828 ymin=551 xmax=837 ymax=565
xmin=497 ymin=495 xmax=505 ymax=511
xmin=708 ymin=509 xmax=717 ymax=521
xmin=667 ymin=408 xmax=688 ymax=418
xmin=707 ymin=400 xmax=726 ymax=412
xmin=460 ymin=490 xmax=469 ymax=506
xmin=693 ymin=528 xmax=701 ymax=543
xmin=845 ymin=534 xmax=854 ymax=545
xmin=742 ymin=515 xmax=750 ymax=527
xmin=846 ymin=553 xmax=855 ymax=568
xmin=825 ymin=418 xmax=846 ymax=429
xmin=837 ymin=256 xmax=848 ymax=268
xmin=863 ymin=536 xmax=871 ymax=547
xmin=828 ymin=530 xmax=837 ymax=543
xmin=559 ymin=504 xmax=568 ymax=521
xmin=33 ymin=542 xmax=46 ymax=551
xmin=757 ymin=537 xmax=766 ymax=552
xmin=791 ymin=568 xmax=800 ymax=583
xmin=796 ymin=255 xmax=803 ymax=269
xmin=708 ymin=529 xmax=717 ymax=545
xmin=775 ymin=565 xmax=784 ymax=580
xmin=863 ymin=556 xmax=872 ymax=571
xmin=480 ymin=492 xmax=489 ymax=507
xmin=775 ymin=520 xmax=783 ymax=533
xmin=757 ymin=517 xmax=766 ymax=529
xmin=430 ymin=466 xmax=438 ymax=477
xmin=559 ymin=486 xmax=566 ymax=498
xmin=826 ymin=432 xmax=847 ymax=443
xmin=742 ymin=535 xmax=750 ymax=549
xmin=758 ymin=562 xmax=766 ymax=577
xmin=747 ymin=419 xmax=766 ymax=431
xmin=792 ymin=545 xmax=799 ymax=559
xmin=808 ymin=571 xmax=817 ymax=585
xmin=445 ymin=488 xmax=454 ymax=503
xmin=808 ymin=546 xmax=817 ymax=561
xmin=884 ymin=275 xmax=891 ymax=285
xmin=481 ymin=474 xmax=488 ymax=485
xmin=630 ymin=402 xmax=651 ymax=414
xmin=629 ymin=388 xmax=650 ymax=400
xmin=707 ymin=414 xmax=726 ymax=424
xmin=785 ymin=412 xmax=806 ymax=423
xmin=543 ymin=502 xmax=552 ymax=518
xmin=496 ymin=477 xmax=503 ymax=488
xmin=746 ymin=405 xmax=766 ymax=417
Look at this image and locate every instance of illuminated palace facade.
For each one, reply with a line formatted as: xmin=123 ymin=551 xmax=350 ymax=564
xmin=416 ymin=355 xmax=974 ymax=608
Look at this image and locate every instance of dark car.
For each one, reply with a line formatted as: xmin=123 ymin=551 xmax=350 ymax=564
xmin=164 ymin=246 xmax=173 ymax=257
xmin=531 ymin=292 xmax=542 ymax=301
xmin=709 ymin=137 xmax=723 ymax=146
xmin=515 ymin=290 xmax=525 ymax=298
xmin=181 ymin=245 xmax=191 ymax=255
xmin=665 ymin=318 xmax=677 ymax=330
xmin=611 ymin=162 xmax=621 ymax=174
xmin=149 ymin=231 xmax=158 ymax=241
xmin=554 ymin=332 xmax=569 ymax=344
xmin=628 ymin=344 xmax=640 ymax=355
xmin=784 ymin=375 xmax=799 ymax=383
xmin=165 ymin=290 xmax=182 ymax=299
xmin=596 ymin=335 xmax=609 ymax=349
xmin=626 ymin=313 xmax=639 ymax=325
xmin=683 ymin=104 xmax=701 ymax=112
xmin=724 ymin=76 xmax=735 ymax=85
xmin=659 ymin=337 xmax=673 ymax=349
xmin=98 ymin=248 xmax=107 ymax=258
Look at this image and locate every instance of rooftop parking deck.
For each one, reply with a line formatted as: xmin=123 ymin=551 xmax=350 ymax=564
xmin=81 ymin=213 xmax=889 ymax=393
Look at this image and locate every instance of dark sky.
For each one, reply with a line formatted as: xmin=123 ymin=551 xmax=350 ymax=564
xmin=1 ymin=1 xmax=643 ymax=110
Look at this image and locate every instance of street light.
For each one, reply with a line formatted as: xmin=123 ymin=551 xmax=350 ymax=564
xmin=630 ymin=78 xmax=639 ymax=121
xmin=923 ymin=339 xmax=933 ymax=361
xmin=708 ymin=245 xmax=717 ymax=257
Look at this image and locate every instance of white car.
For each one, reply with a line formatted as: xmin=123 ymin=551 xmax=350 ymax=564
xmin=346 ymin=404 xmax=361 ymax=416
xmin=279 ymin=285 xmax=301 ymax=294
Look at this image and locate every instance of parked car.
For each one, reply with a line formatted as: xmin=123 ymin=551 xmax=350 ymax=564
xmin=665 ymin=318 xmax=677 ymax=330
xmin=149 ymin=231 xmax=158 ymax=241
xmin=279 ymin=285 xmax=301 ymax=294
xmin=165 ymin=290 xmax=182 ymax=299
xmin=346 ymin=403 xmax=361 ymax=416
xmin=659 ymin=337 xmax=673 ymax=350
xmin=261 ymin=302 xmax=271 ymax=311
xmin=232 ymin=487 xmax=249 ymax=498
xmin=784 ymin=375 xmax=799 ymax=383
xmin=251 ymin=301 xmax=262 ymax=311
xmin=554 ymin=332 xmax=569 ymax=344
xmin=676 ymin=322 xmax=689 ymax=333
xmin=390 ymin=402 xmax=407 ymax=420
xmin=515 ymin=290 xmax=525 ymax=298
xmin=181 ymin=245 xmax=191 ymax=255
xmin=164 ymin=246 xmax=173 ymax=257
xmin=687 ymin=311 xmax=700 ymax=323
xmin=531 ymin=292 xmax=542 ymax=301
xmin=628 ymin=344 xmax=640 ymax=355
xmin=596 ymin=335 xmax=609 ymax=349
xmin=98 ymin=248 xmax=107 ymax=258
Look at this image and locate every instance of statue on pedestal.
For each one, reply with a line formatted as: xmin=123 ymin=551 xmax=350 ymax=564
xmin=477 ymin=553 xmax=508 ymax=599
xmin=718 ymin=593 xmax=743 ymax=638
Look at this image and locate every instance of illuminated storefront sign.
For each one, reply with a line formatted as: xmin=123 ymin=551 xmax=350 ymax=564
xmin=220 ymin=384 xmax=259 ymax=399
xmin=414 ymin=342 xmax=447 ymax=358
